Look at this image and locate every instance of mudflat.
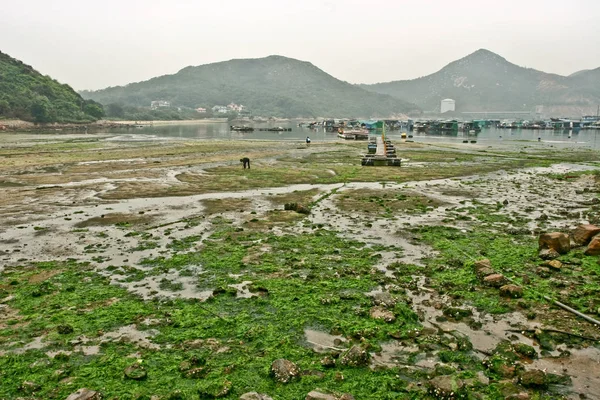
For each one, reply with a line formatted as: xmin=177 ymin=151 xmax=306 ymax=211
xmin=1 ymin=132 xmax=599 ymax=399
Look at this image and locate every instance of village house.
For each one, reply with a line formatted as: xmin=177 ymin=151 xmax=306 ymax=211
xmin=212 ymin=105 xmax=229 ymax=114
xmin=195 ymin=107 xmax=207 ymax=113
xmin=150 ymin=100 xmax=171 ymax=110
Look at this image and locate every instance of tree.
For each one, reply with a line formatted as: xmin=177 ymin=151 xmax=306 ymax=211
xmin=83 ymin=102 xmax=105 ymax=119
xmin=31 ymin=96 xmax=52 ymax=123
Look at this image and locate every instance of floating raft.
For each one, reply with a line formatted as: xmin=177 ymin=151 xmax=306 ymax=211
xmin=361 ymin=137 xmax=400 ymax=166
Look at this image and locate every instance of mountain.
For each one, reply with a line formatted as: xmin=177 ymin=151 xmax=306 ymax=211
xmin=80 ymin=55 xmax=420 ymax=118
xmin=361 ymin=49 xmax=600 ymax=117
xmin=0 ymin=51 xmax=103 ymax=123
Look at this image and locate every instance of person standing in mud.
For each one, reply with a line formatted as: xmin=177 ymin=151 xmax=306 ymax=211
xmin=240 ymin=157 xmax=250 ymax=169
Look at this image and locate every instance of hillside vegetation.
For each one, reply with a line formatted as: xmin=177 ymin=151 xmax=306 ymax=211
xmin=81 ymin=55 xmax=420 ymax=118
xmin=361 ymin=49 xmax=600 ymax=116
xmin=0 ymin=51 xmax=103 ymax=123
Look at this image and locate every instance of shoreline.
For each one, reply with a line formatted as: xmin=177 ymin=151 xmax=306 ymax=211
xmin=0 ymin=118 xmax=229 ymax=132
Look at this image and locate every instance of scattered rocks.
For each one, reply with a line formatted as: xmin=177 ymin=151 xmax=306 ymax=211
xmin=270 ymin=359 xmax=300 ymax=383
xmin=124 ymin=363 xmax=147 ymax=380
xmin=65 ymin=388 xmax=102 ymax=400
xmin=499 ymin=284 xmax=523 ymax=298
xmin=339 ymin=345 xmax=369 ymax=367
xmin=483 ymin=273 xmax=507 ymax=287
xmin=240 ymin=393 xmax=273 ymax=400
xmin=369 ymin=306 xmax=396 ymax=322
xmin=570 ymin=224 xmax=600 ymax=246
xmin=505 ymin=393 xmax=530 ymax=400
xmin=538 ymin=232 xmax=570 ymax=254
xmin=519 ymin=369 xmax=548 ymax=388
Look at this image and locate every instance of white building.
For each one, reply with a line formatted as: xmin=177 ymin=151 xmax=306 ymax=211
xmin=441 ymin=99 xmax=456 ymax=113
xmin=151 ymin=100 xmax=171 ymax=110
xmin=212 ymin=105 xmax=229 ymax=114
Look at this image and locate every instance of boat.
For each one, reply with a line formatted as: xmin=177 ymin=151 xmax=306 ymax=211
xmin=338 ymin=129 xmax=369 ymax=140
xmin=230 ymin=125 xmax=254 ymax=132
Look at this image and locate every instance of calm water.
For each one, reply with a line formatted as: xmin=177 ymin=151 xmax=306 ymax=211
xmin=103 ymin=122 xmax=600 ymax=150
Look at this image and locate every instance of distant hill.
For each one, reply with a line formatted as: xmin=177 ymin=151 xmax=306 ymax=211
xmin=81 ymin=55 xmax=420 ymax=118
xmin=361 ymin=49 xmax=600 ymax=117
xmin=0 ymin=51 xmax=103 ymax=123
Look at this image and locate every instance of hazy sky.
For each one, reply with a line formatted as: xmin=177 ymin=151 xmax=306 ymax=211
xmin=3 ymin=0 xmax=600 ymax=90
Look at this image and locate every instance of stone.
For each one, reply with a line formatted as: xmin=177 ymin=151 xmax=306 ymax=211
xmin=473 ymin=259 xmax=492 ymax=269
xmin=546 ymin=260 xmax=562 ymax=270
xmin=369 ymin=306 xmax=396 ymax=322
xmin=585 ymin=234 xmax=600 ymax=256
xmin=306 ymin=391 xmax=336 ymax=400
xmin=538 ymin=248 xmax=560 ymax=260
xmin=57 ymin=324 xmax=74 ymax=334
xmin=476 ymin=267 xmax=495 ymax=279
xmin=371 ymin=292 xmax=397 ymax=308
xmin=428 ymin=375 xmax=464 ymax=397
xmin=519 ymin=369 xmax=547 ymax=388
xmin=65 ymin=388 xmax=103 ymax=400
xmin=339 ymin=395 xmax=355 ymax=400
xmin=483 ymin=273 xmax=507 ymax=287
xmin=536 ymin=266 xmax=551 ymax=277
xmin=538 ymin=232 xmax=570 ymax=254
xmin=270 ymin=359 xmax=300 ymax=383
xmin=320 ymin=356 xmax=336 ymax=368
xmin=442 ymin=307 xmax=473 ymax=320
xmin=339 ymin=345 xmax=369 ymax=367
xmin=499 ymin=284 xmax=523 ymax=298
xmin=19 ymin=381 xmax=41 ymax=394
xmin=124 ymin=363 xmax=147 ymax=380
xmin=240 ymin=392 xmax=273 ymax=400
xmin=505 ymin=394 xmax=530 ymax=400
xmin=571 ymin=224 xmax=600 ymax=246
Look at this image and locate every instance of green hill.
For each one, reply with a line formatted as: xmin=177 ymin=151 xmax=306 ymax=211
xmin=361 ymin=49 xmax=600 ymax=117
xmin=80 ymin=55 xmax=420 ymax=118
xmin=0 ymin=51 xmax=103 ymax=123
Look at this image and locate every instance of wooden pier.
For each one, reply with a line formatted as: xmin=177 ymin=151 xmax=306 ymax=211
xmin=361 ymin=135 xmax=400 ymax=166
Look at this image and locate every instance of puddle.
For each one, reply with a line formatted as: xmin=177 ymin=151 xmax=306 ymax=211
xmin=228 ymin=281 xmax=257 ymax=299
xmin=304 ymin=329 xmax=346 ymax=353
xmin=527 ymin=347 xmax=600 ymax=400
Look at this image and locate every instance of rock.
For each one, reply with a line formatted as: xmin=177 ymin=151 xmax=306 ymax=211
xmin=538 ymin=232 xmax=570 ymax=254
xmin=306 ymin=391 xmax=336 ymax=400
xmin=19 ymin=381 xmax=41 ymax=393
xmin=371 ymin=292 xmax=397 ymax=308
xmin=124 ymin=363 xmax=147 ymax=380
xmin=585 ymin=234 xmax=600 ymax=255
xmin=65 ymin=388 xmax=103 ymax=400
xmin=240 ymin=392 xmax=273 ymax=400
xmin=476 ymin=267 xmax=496 ymax=279
xmin=428 ymin=375 xmax=464 ymax=397
xmin=505 ymin=393 xmax=530 ymax=400
xmin=339 ymin=345 xmax=369 ymax=367
xmin=546 ymin=260 xmax=562 ymax=270
xmin=339 ymin=395 xmax=355 ymax=400
xmin=536 ymin=266 xmax=551 ymax=277
xmin=519 ymin=369 xmax=547 ymax=388
xmin=442 ymin=307 xmax=473 ymax=320
xmin=474 ymin=259 xmax=492 ymax=269
xmin=284 ymin=203 xmax=310 ymax=215
xmin=571 ymin=224 xmax=600 ymax=246
xmin=320 ymin=356 xmax=336 ymax=368
xmin=538 ymin=248 xmax=560 ymax=260
xmin=499 ymin=284 xmax=523 ymax=298
xmin=270 ymin=359 xmax=300 ymax=383
xmin=483 ymin=273 xmax=507 ymax=287
xmin=369 ymin=306 xmax=396 ymax=322
xmin=57 ymin=324 xmax=74 ymax=334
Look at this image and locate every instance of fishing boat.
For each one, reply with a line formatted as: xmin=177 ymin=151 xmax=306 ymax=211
xmin=338 ymin=129 xmax=369 ymax=140
xmin=230 ymin=125 xmax=254 ymax=132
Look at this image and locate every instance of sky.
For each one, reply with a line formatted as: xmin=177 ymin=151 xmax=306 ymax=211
xmin=2 ymin=0 xmax=600 ymax=90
